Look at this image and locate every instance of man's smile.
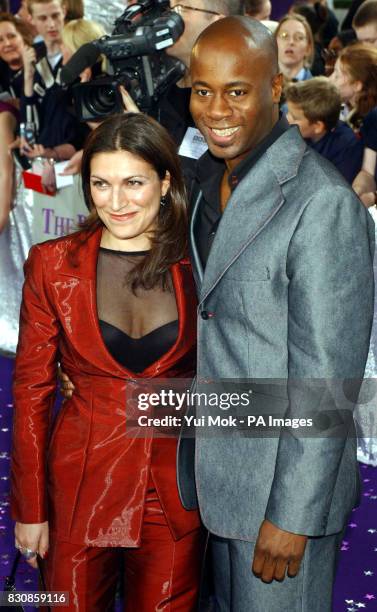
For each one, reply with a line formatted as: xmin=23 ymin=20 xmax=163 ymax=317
xmin=211 ymin=127 xmax=240 ymax=136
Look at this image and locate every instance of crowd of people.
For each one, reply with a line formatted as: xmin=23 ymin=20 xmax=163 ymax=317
xmin=0 ymin=0 xmax=376 ymax=222
xmin=2 ymin=0 xmax=377 ymax=611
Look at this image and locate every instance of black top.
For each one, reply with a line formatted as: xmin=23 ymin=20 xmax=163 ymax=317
xmin=158 ymin=83 xmax=194 ymax=147
xmin=360 ymin=108 xmax=377 ymax=152
xmin=20 ymin=52 xmax=90 ymax=150
xmin=0 ymin=60 xmax=23 ymax=98
xmin=97 ymin=248 xmax=178 ymax=373
xmin=193 ymin=115 xmax=289 ymax=268
xmin=308 ymin=121 xmax=363 ymax=184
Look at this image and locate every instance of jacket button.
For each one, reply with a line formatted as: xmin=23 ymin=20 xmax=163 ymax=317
xmin=201 ymin=310 xmax=215 ymax=320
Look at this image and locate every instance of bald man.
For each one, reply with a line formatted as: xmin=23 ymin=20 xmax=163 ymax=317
xmin=177 ymin=16 xmax=374 ymax=611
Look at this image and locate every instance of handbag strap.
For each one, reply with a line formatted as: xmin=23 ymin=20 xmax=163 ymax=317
xmin=36 ymin=556 xmax=51 ymax=612
xmin=36 ymin=556 xmax=47 ymax=591
xmin=6 ymin=552 xmax=51 ymax=612
xmin=9 ymin=550 xmax=22 ymax=584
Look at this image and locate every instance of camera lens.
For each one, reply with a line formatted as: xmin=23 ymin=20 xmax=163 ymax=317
xmin=85 ymin=84 xmax=117 ymax=116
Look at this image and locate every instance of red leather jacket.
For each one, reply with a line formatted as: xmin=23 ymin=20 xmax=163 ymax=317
xmin=11 ymin=227 xmax=201 ymax=546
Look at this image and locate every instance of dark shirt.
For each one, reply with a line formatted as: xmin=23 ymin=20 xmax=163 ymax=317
xmin=158 ymin=83 xmax=194 ymax=147
xmin=307 ymin=121 xmax=363 ymax=184
xmin=97 ymin=248 xmax=178 ymax=373
xmin=0 ymin=60 xmax=23 ymax=99
xmin=341 ymin=0 xmax=364 ymax=30
xmin=192 ymin=115 xmax=289 ymax=268
xmin=360 ymin=107 xmax=377 ymax=152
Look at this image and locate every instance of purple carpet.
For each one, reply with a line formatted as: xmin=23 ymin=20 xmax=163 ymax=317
xmin=1 ymin=354 xmax=376 ymax=611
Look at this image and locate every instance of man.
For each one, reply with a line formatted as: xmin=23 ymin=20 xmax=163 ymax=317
xmin=177 ymin=16 xmax=374 ymax=611
xmin=168 ymin=0 xmax=244 ymax=87
xmin=20 ymin=0 xmax=66 ymax=152
xmin=24 ymin=0 xmax=66 ymax=76
xmin=353 ymin=0 xmax=377 ymax=46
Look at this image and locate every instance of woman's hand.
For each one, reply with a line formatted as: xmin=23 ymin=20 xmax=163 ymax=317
xmin=15 ymin=521 xmax=49 ymax=569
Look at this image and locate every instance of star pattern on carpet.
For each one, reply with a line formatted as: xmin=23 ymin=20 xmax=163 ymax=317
xmin=1 ymin=355 xmax=376 ymax=612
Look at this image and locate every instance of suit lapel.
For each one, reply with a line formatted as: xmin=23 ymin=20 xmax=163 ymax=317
xmin=194 ymin=127 xmax=307 ymax=304
xmin=50 ymin=226 xmax=128 ymax=376
xmin=189 ymin=181 xmax=204 ymax=288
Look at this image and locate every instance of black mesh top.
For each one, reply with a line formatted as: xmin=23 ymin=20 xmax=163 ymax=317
xmin=97 ymin=248 xmax=178 ymax=373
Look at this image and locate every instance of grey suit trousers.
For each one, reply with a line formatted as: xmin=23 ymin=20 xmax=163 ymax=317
xmin=211 ymin=529 xmax=345 ymax=612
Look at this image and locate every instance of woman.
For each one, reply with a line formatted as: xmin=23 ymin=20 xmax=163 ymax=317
xmin=11 ymin=112 xmax=204 ymax=610
xmin=329 ymin=42 xmax=377 ymax=203
xmin=61 ymin=17 xmax=106 ymax=76
xmin=0 ymin=12 xmax=32 ymax=232
xmin=275 ymin=14 xmax=314 ymax=114
xmin=275 ymin=14 xmax=314 ymax=82
xmin=0 ymin=12 xmax=32 ymax=104
xmin=291 ymin=5 xmax=326 ymax=75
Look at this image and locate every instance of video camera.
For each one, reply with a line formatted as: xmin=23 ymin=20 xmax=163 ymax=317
xmin=60 ymin=0 xmax=185 ymax=121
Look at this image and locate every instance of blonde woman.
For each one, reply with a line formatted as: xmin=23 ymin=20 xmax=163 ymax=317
xmin=61 ymin=17 xmax=106 ymax=78
xmin=275 ymin=14 xmax=314 ymax=82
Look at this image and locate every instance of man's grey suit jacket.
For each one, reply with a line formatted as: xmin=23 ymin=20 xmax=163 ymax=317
xmin=177 ymin=126 xmax=374 ymax=541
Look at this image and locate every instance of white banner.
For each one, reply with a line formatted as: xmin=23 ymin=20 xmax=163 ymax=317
xmin=31 ymin=176 xmax=88 ymax=244
xmin=0 ymin=172 xmax=88 ymax=356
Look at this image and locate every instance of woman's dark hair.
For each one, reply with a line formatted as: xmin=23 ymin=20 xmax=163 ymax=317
xmin=80 ymin=112 xmax=188 ymax=292
xmin=0 ymin=12 xmax=34 ymax=47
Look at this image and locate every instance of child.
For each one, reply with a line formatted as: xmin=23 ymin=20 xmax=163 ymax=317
xmin=286 ymin=76 xmax=363 ymax=183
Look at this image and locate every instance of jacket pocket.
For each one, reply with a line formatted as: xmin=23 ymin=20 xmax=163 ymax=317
xmin=224 ymin=264 xmax=271 ymax=282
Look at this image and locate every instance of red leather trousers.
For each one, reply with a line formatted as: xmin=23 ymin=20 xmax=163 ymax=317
xmin=42 ymin=477 xmax=205 ymax=611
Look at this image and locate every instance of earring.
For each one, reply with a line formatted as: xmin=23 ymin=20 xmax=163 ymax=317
xmin=160 ymin=195 xmax=167 ymax=207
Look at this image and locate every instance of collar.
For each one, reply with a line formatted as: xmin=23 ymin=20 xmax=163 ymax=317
xmin=196 ymin=113 xmax=289 ymax=201
xmin=293 ymin=67 xmax=311 ymax=81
